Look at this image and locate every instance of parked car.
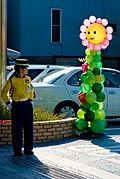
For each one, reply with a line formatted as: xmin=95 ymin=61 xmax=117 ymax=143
xmin=6 ymin=64 xmax=67 ymax=81
xmin=32 ymin=67 xmax=120 ymax=118
xmin=7 ymin=48 xmax=21 ymax=65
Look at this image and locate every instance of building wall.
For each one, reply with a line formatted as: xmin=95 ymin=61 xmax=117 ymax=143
xmin=7 ymin=0 xmax=120 ymax=67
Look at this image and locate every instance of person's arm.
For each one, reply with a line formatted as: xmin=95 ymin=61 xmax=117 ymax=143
xmin=28 ymin=77 xmax=36 ymax=100
xmin=1 ymin=79 xmax=11 ymax=104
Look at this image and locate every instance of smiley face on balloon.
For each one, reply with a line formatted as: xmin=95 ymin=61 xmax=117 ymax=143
xmin=79 ymin=16 xmax=113 ymax=50
xmin=86 ymin=23 xmax=106 ymax=44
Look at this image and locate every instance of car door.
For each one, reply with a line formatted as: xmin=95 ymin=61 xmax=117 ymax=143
xmin=64 ymin=70 xmax=83 ymax=104
xmin=103 ymin=69 xmax=120 ymax=117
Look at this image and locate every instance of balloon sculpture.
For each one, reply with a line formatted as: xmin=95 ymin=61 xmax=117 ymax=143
xmin=74 ymin=15 xmax=113 ymax=136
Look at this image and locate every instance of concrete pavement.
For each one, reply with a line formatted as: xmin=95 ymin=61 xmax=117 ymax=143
xmin=0 ymin=124 xmax=120 ymax=179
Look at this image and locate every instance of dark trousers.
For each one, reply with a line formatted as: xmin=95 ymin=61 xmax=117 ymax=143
xmin=11 ymin=100 xmax=33 ymax=153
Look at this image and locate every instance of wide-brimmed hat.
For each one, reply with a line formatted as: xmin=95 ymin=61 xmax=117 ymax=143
xmin=15 ymin=59 xmax=29 ymax=67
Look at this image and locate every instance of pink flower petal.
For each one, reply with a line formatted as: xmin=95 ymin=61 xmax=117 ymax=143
xmin=87 ymin=43 xmax=94 ymax=50
xmin=102 ymin=19 xmax=108 ymax=26
xmin=80 ymin=25 xmax=86 ymax=32
xmin=94 ymin=44 xmax=102 ymax=50
xmin=89 ymin=16 xmax=96 ymax=23
xmin=83 ymin=19 xmax=90 ymax=26
xmin=82 ymin=39 xmax=89 ymax=46
xmin=79 ymin=33 xmax=86 ymax=40
xmin=106 ymin=26 xmax=113 ymax=34
xmin=106 ymin=34 xmax=112 ymax=40
xmin=96 ymin=18 xmax=102 ymax=24
xmin=101 ymin=43 xmax=109 ymax=49
xmin=102 ymin=39 xmax=109 ymax=46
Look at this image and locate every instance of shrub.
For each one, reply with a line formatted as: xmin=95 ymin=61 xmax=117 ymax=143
xmin=0 ymin=100 xmax=11 ymax=119
xmin=0 ymin=100 xmax=63 ymax=121
xmin=33 ymin=106 xmax=64 ymax=122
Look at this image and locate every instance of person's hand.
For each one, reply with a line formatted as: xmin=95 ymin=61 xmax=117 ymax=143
xmin=7 ymin=103 xmax=12 ymax=110
xmin=5 ymin=102 xmax=12 ymax=111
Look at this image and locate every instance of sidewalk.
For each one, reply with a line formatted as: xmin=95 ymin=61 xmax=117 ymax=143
xmin=1 ymin=132 xmax=120 ymax=179
xmin=0 ymin=139 xmax=89 ymax=179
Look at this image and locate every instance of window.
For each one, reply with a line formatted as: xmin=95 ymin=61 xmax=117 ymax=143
xmin=28 ymin=69 xmax=44 ymax=80
xmin=103 ymin=70 xmax=120 ymax=87
xmin=51 ymin=9 xmax=61 ymax=43
xmin=67 ymin=71 xmax=82 ymax=86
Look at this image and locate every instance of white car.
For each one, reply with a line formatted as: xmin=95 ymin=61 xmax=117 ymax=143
xmin=6 ymin=64 xmax=67 ymax=82
xmin=32 ymin=67 xmax=120 ymax=118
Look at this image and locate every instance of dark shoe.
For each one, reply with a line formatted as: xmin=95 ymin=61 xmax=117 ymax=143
xmin=24 ymin=150 xmax=34 ymax=156
xmin=14 ymin=152 xmax=23 ymax=156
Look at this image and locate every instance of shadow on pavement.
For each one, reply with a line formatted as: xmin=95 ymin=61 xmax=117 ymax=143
xmin=91 ymin=134 xmax=120 ymax=155
xmin=0 ymin=144 xmax=51 ymax=178
xmin=33 ymin=136 xmax=79 ymax=148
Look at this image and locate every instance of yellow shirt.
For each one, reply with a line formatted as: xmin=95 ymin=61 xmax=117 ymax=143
xmin=1 ymin=75 xmax=35 ymax=103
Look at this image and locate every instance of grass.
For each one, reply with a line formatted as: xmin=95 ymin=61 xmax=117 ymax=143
xmin=0 ymin=100 xmax=11 ymax=119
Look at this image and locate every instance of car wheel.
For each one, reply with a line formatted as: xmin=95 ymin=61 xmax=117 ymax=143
xmin=54 ymin=102 xmax=79 ymax=118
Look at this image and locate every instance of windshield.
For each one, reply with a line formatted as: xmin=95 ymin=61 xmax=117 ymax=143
xmin=36 ymin=69 xmax=70 ymax=84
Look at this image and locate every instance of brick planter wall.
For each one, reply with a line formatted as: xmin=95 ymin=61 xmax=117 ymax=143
xmin=0 ymin=118 xmax=76 ymax=144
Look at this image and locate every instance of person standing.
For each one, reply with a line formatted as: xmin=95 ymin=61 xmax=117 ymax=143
xmin=1 ymin=59 xmax=35 ymax=156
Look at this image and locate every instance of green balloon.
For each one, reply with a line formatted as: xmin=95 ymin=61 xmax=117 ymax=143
xmin=81 ymin=102 xmax=91 ymax=111
xmin=95 ymin=109 xmax=106 ymax=120
xmin=86 ymin=92 xmax=97 ymax=103
xmin=86 ymin=69 xmax=92 ymax=75
xmin=90 ymin=49 xmax=96 ymax=56
xmin=96 ymin=50 xmax=101 ymax=56
xmin=103 ymin=119 xmax=107 ymax=128
xmin=91 ymin=119 xmax=105 ymax=133
xmin=96 ymin=92 xmax=105 ymax=102
xmin=93 ymin=68 xmax=101 ymax=75
xmin=96 ymin=61 xmax=102 ymax=68
xmin=85 ymin=49 xmax=91 ymax=55
xmin=84 ymin=110 xmax=95 ymax=121
xmin=74 ymin=118 xmax=88 ymax=132
xmin=86 ymin=55 xmax=93 ymax=63
xmin=80 ymin=83 xmax=92 ymax=93
xmin=89 ymin=61 xmax=96 ymax=69
xmin=101 ymin=74 xmax=105 ymax=83
xmin=81 ymin=73 xmax=88 ymax=83
xmin=97 ymin=102 xmax=103 ymax=109
xmin=93 ymin=55 xmax=101 ymax=62
xmin=92 ymin=83 xmax=102 ymax=93
xmin=77 ymin=109 xmax=85 ymax=119
xmin=87 ymin=74 xmax=96 ymax=85
xmin=91 ymin=102 xmax=99 ymax=110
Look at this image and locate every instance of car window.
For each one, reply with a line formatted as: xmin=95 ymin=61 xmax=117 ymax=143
xmin=103 ymin=70 xmax=120 ymax=87
xmin=46 ymin=69 xmax=56 ymax=74
xmin=28 ymin=69 xmax=44 ymax=80
xmin=67 ymin=71 xmax=82 ymax=86
xmin=6 ymin=69 xmax=13 ymax=76
xmin=35 ymin=69 xmax=64 ymax=83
